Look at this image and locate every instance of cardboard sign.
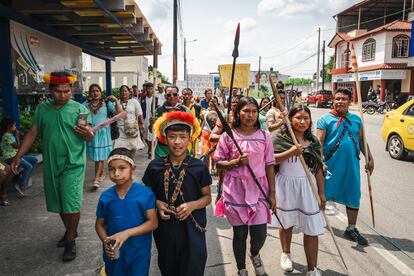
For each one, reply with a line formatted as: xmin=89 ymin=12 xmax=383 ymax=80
xmin=219 ymin=64 xmax=251 ymax=88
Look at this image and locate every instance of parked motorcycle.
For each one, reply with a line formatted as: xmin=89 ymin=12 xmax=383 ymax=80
xmin=362 ymin=100 xmax=390 ymax=115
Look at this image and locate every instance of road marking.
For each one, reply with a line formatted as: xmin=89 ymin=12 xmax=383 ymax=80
xmin=370 ymin=243 xmax=414 ymax=276
xmin=334 ymin=211 xmax=414 ymax=275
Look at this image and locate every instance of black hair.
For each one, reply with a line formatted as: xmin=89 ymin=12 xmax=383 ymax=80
xmin=233 ymin=96 xmax=261 ymax=130
xmin=108 ymin=147 xmax=134 ymax=160
xmin=288 ymin=104 xmax=313 ymax=141
xmin=88 ymin=83 xmax=102 ymax=93
xmin=119 ymin=85 xmax=130 ymax=92
xmin=334 ymin=88 xmax=353 ymax=100
xmin=204 ymin=88 xmax=212 ymax=96
xmin=165 ymin=124 xmax=191 ymax=134
xmin=183 ymin=88 xmax=193 ymax=94
xmin=132 ymin=85 xmax=138 ymax=89
xmin=48 ymin=71 xmax=73 ymax=90
xmin=259 ymin=97 xmax=271 ymax=108
xmin=166 ymin=85 xmax=179 ymax=93
xmin=143 ymin=82 xmax=153 ymax=88
xmin=276 ymin=81 xmax=284 ymax=90
xmin=0 ymin=117 xmax=16 ymax=138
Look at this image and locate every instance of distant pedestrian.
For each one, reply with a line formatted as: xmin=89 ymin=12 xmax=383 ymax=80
xmin=143 ymin=111 xmax=211 ymax=276
xmin=266 ymin=91 xmax=286 ymax=134
xmin=95 ymin=148 xmax=158 ymax=276
xmin=12 ymin=71 xmax=94 ymax=261
xmin=214 ymin=97 xmax=275 ymax=276
xmin=84 ymin=84 xmax=121 ymax=189
xmin=316 ymin=88 xmax=374 ymax=246
xmin=182 ymin=88 xmax=202 ymax=156
xmin=273 ymin=104 xmax=326 ymax=276
xmin=200 ymin=88 xmax=213 ymax=109
xmin=259 ymin=97 xmax=271 ymax=131
xmin=1 ymin=117 xmax=38 ymax=197
xmin=155 ymin=83 xmax=166 ymax=106
xmin=114 ymin=85 xmax=146 ymax=156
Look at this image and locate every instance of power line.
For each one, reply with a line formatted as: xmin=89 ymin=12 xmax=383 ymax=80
xmin=261 ymin=30 xmax=316 ymax=59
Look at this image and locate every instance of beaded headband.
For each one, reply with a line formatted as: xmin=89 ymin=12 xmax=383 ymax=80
xmin=107 ymin=155 xmax=135 ymax=166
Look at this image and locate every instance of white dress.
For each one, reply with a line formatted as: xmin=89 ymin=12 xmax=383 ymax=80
xmin=113 ymin=98 xmax=145 ymax=152
xmin=273 ymin=156 xmax=326 ymax=236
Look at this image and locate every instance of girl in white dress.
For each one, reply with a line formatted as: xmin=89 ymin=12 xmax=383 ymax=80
xmin=273 ymin=104 xmax=326 ymax=276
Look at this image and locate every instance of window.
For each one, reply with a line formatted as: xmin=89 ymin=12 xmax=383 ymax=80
xmin=362 ymin=38 xmax=376 ymax=61
xmin=405 ymin=104 xmax=414 ymax=117
xmin=392 ymin=35 xmax=409 ymax=58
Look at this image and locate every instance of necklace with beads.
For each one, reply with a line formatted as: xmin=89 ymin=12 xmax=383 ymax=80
xmin=88 ymin=100 xmax=103 ymax=114
xmin=163 ymin=157 xmax=206 ymax=232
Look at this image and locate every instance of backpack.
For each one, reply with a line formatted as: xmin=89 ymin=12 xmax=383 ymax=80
xmin=106 ymin=101 xmax=120 ymax=140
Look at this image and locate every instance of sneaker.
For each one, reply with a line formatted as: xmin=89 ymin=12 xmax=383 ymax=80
xmin=343 ymin=228 xmax=368 ymax=246
xmin=280 ymin=252 xmax=293 ymax=272
xmin=237 ymin=269 xmax=248 ymax=276
xmin=306 ymin=267 xmax=322 ymax=276
xmin=62 ymin=240 xmax=76 ymax=262
xmin=250 ymin=254 xmax=266 ymax=275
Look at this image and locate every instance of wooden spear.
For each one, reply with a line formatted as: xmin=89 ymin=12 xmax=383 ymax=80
xmin=350 ymin=42 xmax=375 ymax=227
xmin=269 ymin=76 xmax=348 ymax=271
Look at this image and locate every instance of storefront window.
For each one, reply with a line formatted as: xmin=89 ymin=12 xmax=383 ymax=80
xmin=392 ymin=35 xmax=409 ymax=58
xmin=362 ymin=38 xmax=376 ymax=61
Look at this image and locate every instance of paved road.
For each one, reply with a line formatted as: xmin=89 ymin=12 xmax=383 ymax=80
xmin=0 ymin=107 xmax=413 ymax=275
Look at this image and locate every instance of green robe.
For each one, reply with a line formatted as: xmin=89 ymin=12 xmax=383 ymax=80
xmin=33 ymin=99 xmax=90 ymax=213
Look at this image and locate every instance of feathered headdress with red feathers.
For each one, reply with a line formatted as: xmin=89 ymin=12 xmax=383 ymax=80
xmin=154 ymin=111 xmax=201 ymax=144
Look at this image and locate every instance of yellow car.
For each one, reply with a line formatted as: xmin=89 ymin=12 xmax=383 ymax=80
xmin=381 ymin=99 xmax=414 ymax=159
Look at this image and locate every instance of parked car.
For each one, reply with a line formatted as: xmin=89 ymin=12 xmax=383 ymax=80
xmin=306 ymin=90 xmax=333 ymax=108
xmin=381 ymin=98 xmax=414 ymax=160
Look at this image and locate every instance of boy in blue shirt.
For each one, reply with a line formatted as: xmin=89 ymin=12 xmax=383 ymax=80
xmin=95 ymin=147 xmax=158 ymax=275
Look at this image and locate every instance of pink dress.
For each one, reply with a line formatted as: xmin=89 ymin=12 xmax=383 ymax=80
xmin=214 ymin=129 xmax=275 ymax=226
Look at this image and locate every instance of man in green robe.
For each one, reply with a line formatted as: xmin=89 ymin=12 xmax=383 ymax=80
xmin=12 ymin=71 xmax=93 ymax=262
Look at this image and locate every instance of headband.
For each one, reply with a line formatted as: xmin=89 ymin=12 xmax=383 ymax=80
xmin=107 ymin=155 xmax=135 ymax=166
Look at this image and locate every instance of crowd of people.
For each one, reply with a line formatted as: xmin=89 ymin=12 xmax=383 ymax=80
xmin=0 ymin=70 xmax=375 ymax=276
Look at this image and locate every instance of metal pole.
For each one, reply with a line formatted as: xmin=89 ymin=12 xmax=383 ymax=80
xmin=151 ymin=39 xmax=158 ymax=160
xmin=173 ymin=0 xmax=178 ymax=85
xmin=316 ymin=27 xmax=321 ymax=92
xmin=322 ymin=40 xmax=325 ymax=91
xmin=105 ymin=59 xmax=112 ymax=96
xmin=184 ymin=38 xmax=187 ymax=87
xmin=403 ymin=0 xmax=407 ymax=20
xmin=258 ymin=56 xmax=261 ymax=95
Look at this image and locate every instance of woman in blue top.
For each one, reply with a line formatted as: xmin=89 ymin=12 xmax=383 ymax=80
xmin=95 ymin=147 xmax=158 ymax=276
xmin=84 ymin=84 xmax=121 ymax=189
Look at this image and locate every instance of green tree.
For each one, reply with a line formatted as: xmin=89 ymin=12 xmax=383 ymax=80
xmin=285 ymin=78 xmax=314 ymax=86
xmin=321 ymin=55 xmax=333 ymax=82
xmin=148 ymin=66 xmax=169 ymax=83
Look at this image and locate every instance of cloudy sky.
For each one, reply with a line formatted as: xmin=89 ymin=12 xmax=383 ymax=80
xmin=139 ymin=0 xmax=360 ymax=81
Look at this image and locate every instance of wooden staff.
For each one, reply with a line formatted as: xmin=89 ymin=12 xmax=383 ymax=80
xmin=259 ymin=98 xmax=275 ymax=113
xmin=351 ymin=43 xmax=375 ymax=227
xmin=269 ymin=76 xmax=348 ymax=271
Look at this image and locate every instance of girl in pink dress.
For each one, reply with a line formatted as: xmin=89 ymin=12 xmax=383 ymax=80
xmin=214 ymin=97 xmax=275 ymax=276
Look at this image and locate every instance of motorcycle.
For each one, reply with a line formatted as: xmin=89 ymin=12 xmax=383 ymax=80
xmin=362 ymin=100 xmax=390 ymax=115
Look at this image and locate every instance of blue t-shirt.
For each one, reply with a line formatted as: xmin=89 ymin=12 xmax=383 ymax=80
xmin=96 ymin=182 xmax=156 ymax=264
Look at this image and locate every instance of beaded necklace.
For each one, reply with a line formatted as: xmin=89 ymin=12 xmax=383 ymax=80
xmin=88 ymin=100 xmax=103 ymax=114
xmin=163 ymin=157 xmax=206 ymax=232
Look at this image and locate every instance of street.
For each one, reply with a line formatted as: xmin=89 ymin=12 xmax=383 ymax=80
xmin=0 ymin=107 xmax=414 ymax=276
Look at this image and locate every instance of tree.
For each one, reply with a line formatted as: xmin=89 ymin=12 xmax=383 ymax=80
xmin=148 ymin=66 xmax=169 ymax=82
xmin=285 ymin=78 xmax=314 ymax=86
xmin=321 ymin=55 xmax=333 ymax=82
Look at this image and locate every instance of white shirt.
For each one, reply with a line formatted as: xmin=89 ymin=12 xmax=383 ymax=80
xmin=155 ymin=92 xmax=166 ymax=106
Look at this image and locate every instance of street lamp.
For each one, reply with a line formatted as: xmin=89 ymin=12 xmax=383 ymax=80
xmin=184 ymin=38 xmax=197 ymax=87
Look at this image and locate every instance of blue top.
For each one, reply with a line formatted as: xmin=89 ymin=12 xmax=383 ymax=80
xmin=317 ymin=112 xmax=362 ymax=208
xmin=200 ymin=98 xmax=208 ymax=109
xmin=96 ymin=182 xmax=156 ymax=264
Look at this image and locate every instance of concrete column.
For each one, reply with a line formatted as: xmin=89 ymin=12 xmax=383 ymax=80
xmin=410 ymin=69 xmax=414 ymax=95
xmin=0 ymin=18 xmax=19 ymax=126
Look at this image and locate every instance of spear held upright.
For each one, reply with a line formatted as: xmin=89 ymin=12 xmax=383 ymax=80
xmin=227 ymin=23 xmax=240 ymax=119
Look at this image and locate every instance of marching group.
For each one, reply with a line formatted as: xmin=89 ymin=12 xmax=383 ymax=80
xmin=0 ymin=71 xmax=374 ymax=276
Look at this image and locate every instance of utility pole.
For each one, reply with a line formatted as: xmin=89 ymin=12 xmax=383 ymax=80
xmin=184 ymin=37 xmax=187 ymax=86
xmin=173 ymin=0 xmax=178 ymax=85
xmin=316 ymin=27 xmax=321 ymax=92
xmin=322 ymin=40 xmax=325 ymax=91
xmin=258 ymin=56 xmax=261 ymax=96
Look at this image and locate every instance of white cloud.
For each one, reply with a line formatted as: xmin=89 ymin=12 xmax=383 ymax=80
xmin=257 ymin=0 xmax=357 ymax=18
xmin=224 ymin=17 xmax=257 ymax=32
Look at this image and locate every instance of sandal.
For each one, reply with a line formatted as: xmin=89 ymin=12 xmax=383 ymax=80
xmin=92 ymin=180 xmax=100 ymax=190
xmin=15 ymin=184 xmax=26 ymax=197
xmin=98 ymin=175 xmax=105 ymax=183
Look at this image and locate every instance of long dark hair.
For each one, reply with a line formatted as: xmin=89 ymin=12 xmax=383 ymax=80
xmin=259 ymin=97 xmax=271 ymax=108
xmin=233 ymin=96 xmax=261 ymax=130
xmin=0 ymin=117 xmax=15 ymax=138
xmin=288 ymin=104 xmax=313 ymax=140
